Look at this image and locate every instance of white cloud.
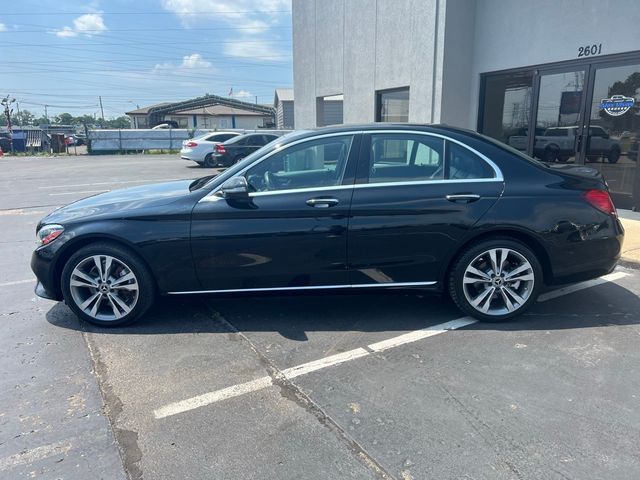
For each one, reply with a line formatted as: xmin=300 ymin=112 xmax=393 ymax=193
xmin=55 ymin=13 xmax=107 ymax=38
xmin=161 ymin=0 xmax=290 ymax=34
xmin=0 ymin=23 xmax=7 ymax=32
xmin=153 ymin=53 xmax=214 ymax=73
xmin=224 ymin=40 xmax=287 ymax=62
xmin=234 ymin=90 xmax=252 ymax=98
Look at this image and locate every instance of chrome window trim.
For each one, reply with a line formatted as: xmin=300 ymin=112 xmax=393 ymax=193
xmin=199 ymin=131 xmax=361 ymax=203
xmin=167 ymin=280 xmax=437 ymax=295
xmin=199 ymin=129 xmax=504 ymax=202
xmin=369 ymin=130 xmax=503 ymax=182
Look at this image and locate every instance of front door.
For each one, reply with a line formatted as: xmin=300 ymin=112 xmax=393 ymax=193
xmin=583 ymin=62 xmax=640 ymax=210
xmin=190 ymin=134 xmax=360 ymax=291
xmin=532 ymin=68 xmax=588 ymax=163
xmin=348 ymin=132 xmax=504 ymax=286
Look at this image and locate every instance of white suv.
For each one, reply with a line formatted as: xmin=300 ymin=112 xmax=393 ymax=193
xmin=180 ymin=132 xmax=241 ymax=166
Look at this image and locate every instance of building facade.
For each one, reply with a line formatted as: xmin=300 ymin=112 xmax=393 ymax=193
xmin=126 ymin=104 xmax=271 ymax=130
xmin=292 ymin=0 xmax=640 ymax=209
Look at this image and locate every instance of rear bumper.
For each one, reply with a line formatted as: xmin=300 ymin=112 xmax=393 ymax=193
xmin=548 ymin=217 xmax=624 ymax=285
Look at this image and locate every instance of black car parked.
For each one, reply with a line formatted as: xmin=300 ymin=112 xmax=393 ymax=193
xmin=31 ymin=124 xmax=624 ymax=327
xmin=208 ymin=132 xmax=280 ymax=167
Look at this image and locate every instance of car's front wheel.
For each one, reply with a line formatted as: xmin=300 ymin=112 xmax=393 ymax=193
xmin=449 ymin=238 xmax=542 ymax=322
xmin=61 ymin=242 xmax=156 ymax=327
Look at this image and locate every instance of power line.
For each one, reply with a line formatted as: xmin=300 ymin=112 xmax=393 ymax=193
xmin=1 ymin=26 xmax=292 ymax=34
xmin=0 ymin=9 xmax=292 ymax=16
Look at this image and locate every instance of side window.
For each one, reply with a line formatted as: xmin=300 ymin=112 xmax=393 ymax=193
xmin=446 ymin=141 xmax=495 ymax=180
xmin=369 ymin=134 xmax=444 ymax=183
xmin=245 ymin=135 xmax=353 ymax=193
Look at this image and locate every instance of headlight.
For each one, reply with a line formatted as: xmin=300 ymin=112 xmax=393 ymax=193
xmin=36 ymin=224 xmax=65 ymax=246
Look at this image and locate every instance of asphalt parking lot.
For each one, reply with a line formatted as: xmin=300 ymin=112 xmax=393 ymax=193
xmin=1 ymin=153 xmax=639 ymax=480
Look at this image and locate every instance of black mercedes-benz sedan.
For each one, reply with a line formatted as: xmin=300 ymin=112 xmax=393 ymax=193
xmin=31 ymin=124 xmax=624 ymax=326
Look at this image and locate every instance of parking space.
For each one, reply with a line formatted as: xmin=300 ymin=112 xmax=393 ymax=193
xmin=1 ymin=153 xmax=639 ymax=479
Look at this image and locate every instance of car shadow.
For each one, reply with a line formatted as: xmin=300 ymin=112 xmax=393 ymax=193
xmin=45 ymin=280 xmax=640 ymax=340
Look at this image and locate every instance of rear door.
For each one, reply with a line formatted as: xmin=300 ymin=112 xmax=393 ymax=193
xmin=347 ymin=131 xmax=504 ymax=286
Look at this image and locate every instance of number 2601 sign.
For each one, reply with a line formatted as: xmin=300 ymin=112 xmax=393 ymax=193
xmin=578 ymin=44 xmax=602 ymax=57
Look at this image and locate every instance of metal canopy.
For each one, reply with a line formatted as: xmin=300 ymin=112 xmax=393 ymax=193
xmin=147 ymin=94 xmax=276 ymax=127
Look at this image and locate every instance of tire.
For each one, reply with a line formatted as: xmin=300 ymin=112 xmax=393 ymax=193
xmin=607 ymin=147 xmax=620 ymax=164
xmin=61 ymin=242 xmax=156 ymax=327
xmin=204 ymin=153 xmax=215 ymax=168
xmin=448 ymin=238 xmax=543 ymax=322
xmin=542 ymin=147 xmax=558 ymax=163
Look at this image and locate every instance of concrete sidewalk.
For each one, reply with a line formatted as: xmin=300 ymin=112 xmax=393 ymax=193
xmin=619 ymin=209 xmax=640 ymax=267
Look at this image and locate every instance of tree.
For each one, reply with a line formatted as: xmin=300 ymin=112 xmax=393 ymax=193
xmin=105 ymin=116 xmax=131 ymax=129
xmin=55 ymin=112 xmax=74 ymax=125
xmin=14 ymin=110 xmax=35 ymax=126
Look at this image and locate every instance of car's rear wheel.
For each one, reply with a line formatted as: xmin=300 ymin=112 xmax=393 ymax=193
xmin=449 ymin=238 xmax=542 ymax=322
xmin=607 ymin=147 xmax=620 ymax=164
xmin=61 ymin=242 xmax=156 ymax=327
xmin=204 ymin=153 xmax=215 ymax=168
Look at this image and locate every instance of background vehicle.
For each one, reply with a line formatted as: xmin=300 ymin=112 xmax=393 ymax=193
xmin=31 ymin=124 xmax=624 ymax=327
xmin=151 ymin=121 xmax=179 ymax=129
xmin=209 ymin=133 xmax=280 ymax=167
xmin=533 ymin=126 xmax=621 ymax=163
xmin=180 ymin=131 xmax=240 ymax=167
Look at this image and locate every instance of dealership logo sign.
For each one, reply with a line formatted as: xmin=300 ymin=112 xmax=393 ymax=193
xmin=599 ymin=95 xmax=635 ymax=116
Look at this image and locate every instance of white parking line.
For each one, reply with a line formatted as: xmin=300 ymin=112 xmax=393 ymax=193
xmin=0 ymin=438 xmax=72 ymax=471
xmin=153 ymin=270 xmax=631 ymax=420
xmin=537 ymin=271 xmax=629 ymax=302
xmin=0 ymin=279 xmax=34 ymax=288
xmin=49 ymin=190 xmax=108 ymax=196
xmin=40 ymin=179 xmax=181 ymax=189
xmin=153 ymin=318 xmax=476 ymax=419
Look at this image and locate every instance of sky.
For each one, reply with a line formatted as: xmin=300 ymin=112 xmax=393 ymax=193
xmin=0 ymin=0 xmax=293 ymax=119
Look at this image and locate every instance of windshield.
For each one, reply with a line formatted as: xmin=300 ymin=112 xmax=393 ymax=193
xmin=192 ymin=130 xmax=309 ymax=191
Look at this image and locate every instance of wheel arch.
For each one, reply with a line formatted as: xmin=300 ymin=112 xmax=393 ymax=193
xmin=52 ymin=234 xmax=158 ymax=299
xmin=441 ymin=228 xmax=553 ymax=287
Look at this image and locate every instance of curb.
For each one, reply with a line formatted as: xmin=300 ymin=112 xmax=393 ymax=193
xmin=619 ymin=258 xmax=640 ymax=270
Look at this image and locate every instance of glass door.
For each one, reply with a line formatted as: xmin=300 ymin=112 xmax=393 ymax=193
xmin=584 ymin=63 xmax=640 ymax=210
xmin=532 ymin=69 xmax=588 ymax=163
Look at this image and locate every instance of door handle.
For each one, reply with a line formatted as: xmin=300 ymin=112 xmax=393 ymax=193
xmin=306 ymin=197 xmax=340 ymax=208
xmin=445 ymin=194 xmax=481 ymax=203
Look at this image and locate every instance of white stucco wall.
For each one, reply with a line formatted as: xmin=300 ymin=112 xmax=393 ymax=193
xmin=293 ymin=0 xmax=445 ymax=128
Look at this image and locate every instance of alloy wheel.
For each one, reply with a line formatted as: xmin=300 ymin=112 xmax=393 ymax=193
xmin=69 ymin=255 xmax=139 ymax=321
xmin=462 ymin=248 xmax=535 ymax=316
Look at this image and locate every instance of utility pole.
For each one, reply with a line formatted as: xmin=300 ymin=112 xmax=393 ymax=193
xmin=2 ymin=94 xmax=16 ymax=153
xmin=44 ymin=104 xmax=48 ymax=121
xmin=99 ymin=96 xmax=105 ymax=125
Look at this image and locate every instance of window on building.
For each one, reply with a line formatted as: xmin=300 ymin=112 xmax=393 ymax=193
xmin=316 ymin=95 xmax=344 ymax=127
xmin=376 ymin=88 xmax=410 ymax=122
xmin=479 ymin=71 xmax=534 ymax=151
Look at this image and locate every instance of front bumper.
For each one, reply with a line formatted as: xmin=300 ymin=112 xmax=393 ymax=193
xmin=35 ymin=281 xmax=58 ymax=300
xmin=31 ymin=248 xmax=63 ymax=301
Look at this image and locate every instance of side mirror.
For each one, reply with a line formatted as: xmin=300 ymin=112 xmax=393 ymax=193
xmin=220 ymin=176 xmax=249 ymax=200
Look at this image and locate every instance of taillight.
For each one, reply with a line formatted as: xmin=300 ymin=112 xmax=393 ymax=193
xmin=185 ymin=141 xmax=198 ymax=148
xmin=215 ymin=144 xmax=226 ymax=154
xmin=584 ymin=189 xmax=617 ymax=216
